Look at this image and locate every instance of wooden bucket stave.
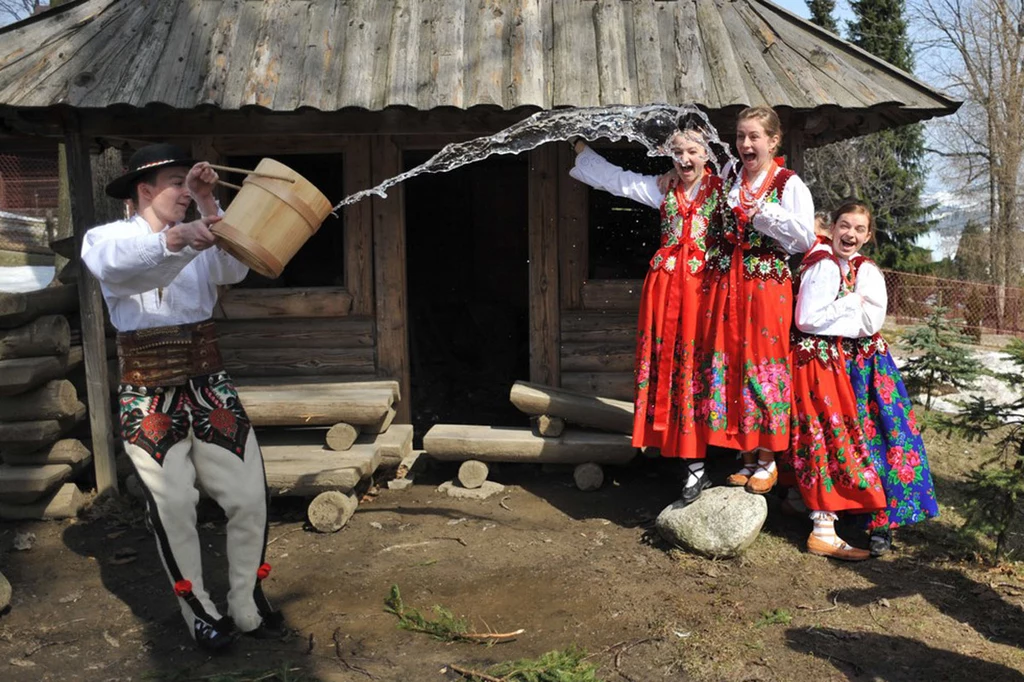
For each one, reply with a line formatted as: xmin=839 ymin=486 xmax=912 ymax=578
xmin=212 ymin=158 xmax=333 ymax=279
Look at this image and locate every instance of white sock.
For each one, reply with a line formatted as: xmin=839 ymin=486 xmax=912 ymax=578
xmin=751 ymin=455 xmax=777 ymax=480
xmin=810 ymin=511 xmax=845 ymax=546
xmin=685 ymin=461 xmax=705 ymax=487
xmin=735 ymin=451 xmax=756 ymax=476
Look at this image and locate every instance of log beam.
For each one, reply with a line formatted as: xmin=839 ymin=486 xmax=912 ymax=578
xmin=0 ymin=315 xmax=70 ymax=360
xmin=510 ymin=380 xmax=634 ymax=434
xmin=423 ymin=424 xmax=636 ymax=465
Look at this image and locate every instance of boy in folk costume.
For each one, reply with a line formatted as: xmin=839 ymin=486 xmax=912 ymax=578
xmin=569 ymin=126 xmax=725 ymax=503
xmin=81 ymin=144 xmax=284 ymax=651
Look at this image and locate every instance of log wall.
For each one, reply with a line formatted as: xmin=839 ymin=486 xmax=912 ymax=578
xmin=559 ymin=279 xmax=641 ymax=401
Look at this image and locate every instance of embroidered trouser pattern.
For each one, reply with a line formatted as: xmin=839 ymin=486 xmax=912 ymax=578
xmin=119 ymin=372 xmax=271 ymax=636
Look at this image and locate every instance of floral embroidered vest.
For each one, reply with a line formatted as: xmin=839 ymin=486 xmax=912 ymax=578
xmin=705 ymin=167 xmax=795 ymax=282
xmin=650 ymin=174 xmax=723 ymax=275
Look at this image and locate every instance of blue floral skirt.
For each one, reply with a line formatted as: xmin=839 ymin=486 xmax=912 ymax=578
xmin=845 ymin=338 xmax=939 ymax=531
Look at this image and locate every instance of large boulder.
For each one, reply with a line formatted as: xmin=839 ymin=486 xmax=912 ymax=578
xmin=0 ymin=570 xmax=10 ymax=613
xmin=656 ymin=486 xmax=768 ymax=558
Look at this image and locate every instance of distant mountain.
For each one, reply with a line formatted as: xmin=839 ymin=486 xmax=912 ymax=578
xmin=916 ymin=191 xmax=986 ymax=261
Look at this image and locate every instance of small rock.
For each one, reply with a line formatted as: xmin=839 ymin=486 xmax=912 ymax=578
xmin=437 ymin=480 xmax=505 ymax=500
xmin=387 ymin=477 xmax=414 ymax=491
xmin=573 ymin=463 xmax=604 ymax=491
xmin=0 ymin=571 xmax=11 ymax=613
xmin=369 ymin=522 xmax=384 ymax=530
xmin=655 ymin=486 xmax=767 ymax=558
xmin=12 ymin=532 xmax=35 ymax=551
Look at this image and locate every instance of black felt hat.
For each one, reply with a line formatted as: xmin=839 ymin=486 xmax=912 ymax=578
xmin=104 ymin=143 xmax=197 ymax=200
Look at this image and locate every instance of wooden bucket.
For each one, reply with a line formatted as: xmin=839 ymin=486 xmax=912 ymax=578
xmin=212 ymin=158 xmax=333 ymax=279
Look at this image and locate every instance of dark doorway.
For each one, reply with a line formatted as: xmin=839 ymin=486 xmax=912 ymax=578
xmin=403 ymin=151 xmax=530 ymax=434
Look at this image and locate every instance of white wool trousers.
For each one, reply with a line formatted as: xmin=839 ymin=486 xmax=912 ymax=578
xmin=118 ymin=371 xmax=271 ymax=636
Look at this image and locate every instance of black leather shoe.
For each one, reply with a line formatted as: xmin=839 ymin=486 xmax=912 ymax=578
xmin=869 ymin=529 xmax=892 ymax=557
xmin=244 ymin=611 xmax=288 ymax=640
xmin=194 ymin=616 xmax=238 ymax=653
xmin=681 ymin=472 xmax=711 ymax=505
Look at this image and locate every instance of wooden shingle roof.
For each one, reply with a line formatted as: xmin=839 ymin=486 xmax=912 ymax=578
xmin=0 ymin=0 xmax=957 ymax=129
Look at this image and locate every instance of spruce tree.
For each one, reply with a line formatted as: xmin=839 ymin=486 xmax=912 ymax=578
xmin=901 ymin=306 xmax=982 ymax=410
xmin=807 ymin=0 xmax=839 ymax=33
xmin=941 ymin=338 xmax=1024 ymax=563
xmin=847 ymin=0 xmax=931 ymax=270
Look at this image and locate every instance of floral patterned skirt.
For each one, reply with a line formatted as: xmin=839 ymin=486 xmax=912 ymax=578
xmin=786 ymin=336 xmax=886 ymax=513
xmin=632 ymin=246 xmax=706 ymax=458
xmin=693 ymin=260 xmax=792 ymax=452
xmin=845 ymin=343 xmax=939 ymax=530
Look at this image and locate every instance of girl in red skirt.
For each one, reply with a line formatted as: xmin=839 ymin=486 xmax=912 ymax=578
xmin=570 ymin=130 xmax=725 ymax=503
xmin=693 ymin=107 xmax=817 ymax=495
xmin=789 ymin=200 xmax=887 ymax=560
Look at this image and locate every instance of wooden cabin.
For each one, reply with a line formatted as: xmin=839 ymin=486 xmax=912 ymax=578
xmin=0 ymin=0 xmax=959 ymax=492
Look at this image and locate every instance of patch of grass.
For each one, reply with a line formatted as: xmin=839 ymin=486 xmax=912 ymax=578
xmin=755 ymin=608 xmax=792 ymax=627
xmin=383 ymin=584 xmax=470 ymax=642
xmin=454 ymin=645 xmax=604 ymax=682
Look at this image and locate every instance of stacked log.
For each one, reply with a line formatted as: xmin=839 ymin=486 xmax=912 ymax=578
xmin=421 ymin=381 xmax=638 ymax=493
xmin=231 ymin=377 xmax=413 ymax=529
xmin=0 ymin=289 xmax=90 ymax=519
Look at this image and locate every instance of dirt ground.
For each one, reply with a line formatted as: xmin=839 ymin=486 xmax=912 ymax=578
xmin=2 ymin=429 xmax=1024 ymax=682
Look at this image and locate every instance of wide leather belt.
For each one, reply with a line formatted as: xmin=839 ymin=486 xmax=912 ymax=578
xmin=117 ymin=320 xmax=224 ymax=387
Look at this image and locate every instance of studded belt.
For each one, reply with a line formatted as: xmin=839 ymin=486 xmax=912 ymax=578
xmin=117 ymin=320 xmax=224 ymax=387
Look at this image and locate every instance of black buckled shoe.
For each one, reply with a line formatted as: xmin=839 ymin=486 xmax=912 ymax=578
xmin=681 ymin=472 xmax=711 ymax=505
xmin=869 ymin=529 xmax=893 ymax=557
xmin=244 ymin=610 xmax=289 ymax=640
xmin=194 ymin=616 xmax=238 ymax=653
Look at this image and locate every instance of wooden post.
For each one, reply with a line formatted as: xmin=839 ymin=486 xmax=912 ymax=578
xmin=343 ymin=136 xmax=374 ymax=316
xmin=527 ymin=144 xmax=560 ymax=386
xmin=370 ymin=136 xmax=411 ymax=423
xmin=65 ymin=130 xmax=118 ymax=496
xmin=558 ymin=144 xmax=589 ymax=310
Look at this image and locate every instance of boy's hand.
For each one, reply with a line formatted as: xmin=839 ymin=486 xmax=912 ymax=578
xmin=166 ymin=215 xmax=221 ymax=252
xmin=186 ymin=162 xmax=219 ymax=200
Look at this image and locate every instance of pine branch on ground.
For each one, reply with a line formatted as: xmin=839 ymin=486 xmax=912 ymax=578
xmin=449 ymin=645 xmax=604 ymax=682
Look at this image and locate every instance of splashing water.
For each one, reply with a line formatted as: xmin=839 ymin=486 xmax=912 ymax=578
xmin=332 ymin=104 xmax=736 ymax=210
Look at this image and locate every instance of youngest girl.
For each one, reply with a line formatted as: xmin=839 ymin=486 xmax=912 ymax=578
xmin=789 ymin=200 xmax=888 ymax=560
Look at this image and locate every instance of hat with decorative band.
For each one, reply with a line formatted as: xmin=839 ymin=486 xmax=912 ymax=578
xmin=105 ymin=143 xmax=197 ymax=199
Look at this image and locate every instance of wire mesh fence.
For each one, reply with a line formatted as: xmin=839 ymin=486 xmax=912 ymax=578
xmin=883 ymin=269 xmax=1024 ymax=342
xmin=0 ymin=151 xmax=60 ymax=218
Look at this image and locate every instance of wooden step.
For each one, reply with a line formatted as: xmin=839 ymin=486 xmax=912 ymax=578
xmin=0 ymin=402 xmax=87 ymax=457
xmin=423 ymin=425 xmax=637 ymax=465
xmin=0 ymin=463 xmax=73 ymax=504
xmin=0 ymin=483 xmax=86 ymax=520
xmin=1 ymin=438 xmax=92 ymax=468
xmin=356 ymin=423 xmax=414 ymax=466
xmin=236 ymin=377 xmax=400 ymax=403
xmin=261 ymin=442 xmax=381 ymax=496
xmin=236 ymin=384 xmax=394 ymax=427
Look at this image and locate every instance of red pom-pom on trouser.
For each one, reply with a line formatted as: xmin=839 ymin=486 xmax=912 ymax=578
xmin=174 ymin=579 xmax=193 ymax=597
xmin=257 ymin=563 xmax=272 ymax=580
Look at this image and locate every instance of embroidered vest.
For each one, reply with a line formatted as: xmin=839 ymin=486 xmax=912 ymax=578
xmin=650 ymin=174 xmax=723 ymax=275
xmin=706 ymin=167 xmax=796 ymax=283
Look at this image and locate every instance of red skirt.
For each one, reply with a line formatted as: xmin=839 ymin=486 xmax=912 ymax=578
xmin=694 ymin=251 xmax=793 ymax=452
xmin=632 ymin=245 xmax=706 ymax=459
xmin=786 ymin=336 xmax=886 ymax=513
